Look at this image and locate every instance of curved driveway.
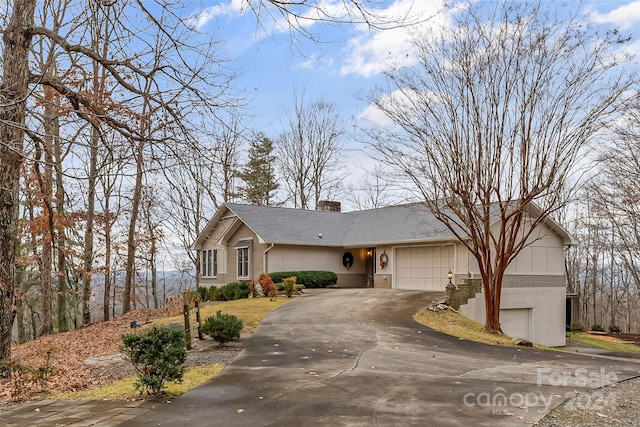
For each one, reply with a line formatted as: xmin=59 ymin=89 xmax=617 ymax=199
xmin=125 ymin=289 xmax=640 ymax=427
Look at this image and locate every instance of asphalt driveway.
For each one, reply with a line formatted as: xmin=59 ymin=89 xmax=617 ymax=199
xmin=124 ymin=289 xmax=640 ymax=427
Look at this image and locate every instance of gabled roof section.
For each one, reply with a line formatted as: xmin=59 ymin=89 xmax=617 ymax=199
xmin=223 ymin=202 xmax=459 ymax=247
xmin=192 ymin=204 xmax=234 ymax=250
xmin=345 ymin=203 xmax=458 ymax=245
xmin=225 ymin=203 xmax=350 ymax=246
xmin=523 ymin=203 xmax=578 ymax=246
xmin=194 ymin=201 xmax=576 ymax=249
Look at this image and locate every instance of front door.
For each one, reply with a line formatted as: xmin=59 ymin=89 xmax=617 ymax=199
xmin=366 ymin=248 xmax=376 ymax=287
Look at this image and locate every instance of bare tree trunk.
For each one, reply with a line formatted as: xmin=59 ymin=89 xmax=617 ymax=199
xmin=82 ymin=124 xmax=99 ymax=325
xmin=592 ymin=252 xmax=598 ymax=327
xmin=151 ymin=238 xmax=158 ymax=309
xmin=0 ymin=0 xmax=37 ymax=369
xmin=84 ymin=0 xmax=113 ymax=325
xmin=123 ymin=140 xmax=144 ymax=314
xmin=38 ymin=181 xmax=53 ymax=335
xmin=15 ymin=266 xmax=26 ymax=344
xmin=32 ymin=112 xmax=55 ymax=335
xmin=53 ymin=112 xmax=68 ymax=332
xmin=103 ymin=199 xmax=112 ymax=321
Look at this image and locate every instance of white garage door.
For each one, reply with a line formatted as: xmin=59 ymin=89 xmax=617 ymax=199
xmin=395 ymin=245 xmax=454 ymax=291
xmin=500 ymin=308 xmax=532 ymax=341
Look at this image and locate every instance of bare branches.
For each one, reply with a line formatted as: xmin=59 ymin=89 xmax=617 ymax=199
xmin=366 ymin=0 xmax=638 ymax=333
xmin=278 ymin=91 xmax=345 ymax=209
xmin=248 ymin=0 xmax=426 ymax=33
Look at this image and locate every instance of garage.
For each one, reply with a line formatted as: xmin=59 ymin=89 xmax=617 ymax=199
xmin=500 ymin=308 xmax=533 ymax=341
xmin=394 ymin=245 xmax=454 ymax=291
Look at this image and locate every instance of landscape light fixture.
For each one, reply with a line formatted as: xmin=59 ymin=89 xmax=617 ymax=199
xmin=447 ymin=270 xmax=453 ymax=286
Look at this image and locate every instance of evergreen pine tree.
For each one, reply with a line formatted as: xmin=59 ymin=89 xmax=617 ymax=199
xmin=238 ymin=133 xmax=280 ymax=205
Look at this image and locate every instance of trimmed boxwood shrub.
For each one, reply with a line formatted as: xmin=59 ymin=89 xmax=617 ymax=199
xmin=203 ymin=282 xmax=250 ymax=301
xmin=196 ymin=286 xmax=208 ymax=301
xmin=201 ymin=311 xmax=243 ymax=347
xmin=221 ymin=281 xmax=250 ymax=300
xmin=121 ymin=326 xmax=187 ymax=395
xmin=207 ymin=286 xmax=223 ymax=301
xmin=277 ymin=283 xmax=305 ymax=291
xmin=270 ymin=271 xmax=337 ymax=288
xmin=282 ymin=276 xmax=297 ymax=298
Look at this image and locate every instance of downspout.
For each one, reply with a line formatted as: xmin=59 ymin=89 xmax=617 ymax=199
xmin=264 ymin=244 xmax=275 ymax=274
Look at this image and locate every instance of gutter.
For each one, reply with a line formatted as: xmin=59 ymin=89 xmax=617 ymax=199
xmin=263 ymin=243 xmax=275 ymax=273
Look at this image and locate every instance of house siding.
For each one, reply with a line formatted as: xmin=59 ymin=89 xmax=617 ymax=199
xmin=460 ymin=284 xmax=566 ymax=347
xmin=447 ymin=222 xmax=568 ymax=346
xmin=226 ymin=224 xmax=266 ymax=283
xmin=199 ymin=223 xmax=267 ymax=286
xmin=267 ymin=246 xmax=368 ymax=287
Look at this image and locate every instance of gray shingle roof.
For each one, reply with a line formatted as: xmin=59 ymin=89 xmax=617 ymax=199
xmin=225 ymin=202 xmax=459 ymax=247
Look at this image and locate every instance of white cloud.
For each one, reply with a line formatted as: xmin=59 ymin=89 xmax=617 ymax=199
xmin=340 ymin=0 xmax=451 ymax=78
xmin=297 ymin=55 xmax=334 ymax=70
xmin=588 ymin=1 xmax=640 ymax=30
xmin=357 ymin=103 xmax=394 ymax=127
xmin=340 ymin=30 xmax=415 ymax=78
xmin=357 ymin=87 xmax=422 ymax=126
xmin=188 ymin=0 xmax=245 ymax=30
xmin=357 ymin=87 xmax=442 ymax=128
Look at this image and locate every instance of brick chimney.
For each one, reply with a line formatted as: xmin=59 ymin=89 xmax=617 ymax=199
xmin=316 ymin=200 xmax=341 ymax=212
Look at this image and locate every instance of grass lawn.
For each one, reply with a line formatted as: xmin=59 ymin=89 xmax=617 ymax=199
xmin=414 ymin=307 xmax=517 ymax=347
xmin=567 ymin=331 xmax=640 ymax=354
xmin=415 ymin=307 xmax=640 ymax=354
xmin=153 ymin=297 xmax=292 ymax=333
xmin=49 ymin=365 xmax=226 ymax=400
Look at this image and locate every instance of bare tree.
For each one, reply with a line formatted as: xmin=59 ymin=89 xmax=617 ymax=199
xmin=0 ymin=0 xmax=38 ymax=371
xmin=243 ymin=0 xmax=429 ymax=43
xmin=211 ymin=114 xmax=246 ymax=204
xmin=278 ymin=92 xmax=345 ymax=209
xmin=366 ymin=1 xmax=637 ymax=334
xmin=345 ymin=165 xmax=400 ymax=210
xmin=96 ymin=135 xmax=127 ymax=321
xmin=574 ymin=108 xmax=640 ymax=332
xmin=0 ymin=0 xmax=231 ymax=364
xmin=162 ymin=152 xmax=216 ymax=290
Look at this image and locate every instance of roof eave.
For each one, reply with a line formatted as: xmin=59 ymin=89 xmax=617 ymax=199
xmin=191 ymin=204 xmax=232 ymax=250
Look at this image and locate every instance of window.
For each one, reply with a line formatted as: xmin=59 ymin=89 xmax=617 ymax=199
xmin=235 ymin=239 xmax=252 ymax=279
xmin=201 ymin=249 xmax=217 ymax=277
xmin=237 ymin=247 xmax=249 ymax=278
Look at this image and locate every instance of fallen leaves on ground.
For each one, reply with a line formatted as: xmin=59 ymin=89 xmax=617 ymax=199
xmin=1 ymin=309 xmax=161 ymax=403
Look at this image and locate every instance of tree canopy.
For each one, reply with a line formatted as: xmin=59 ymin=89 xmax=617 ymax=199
xmin=367 ymin=0 xmax=638 ymax=333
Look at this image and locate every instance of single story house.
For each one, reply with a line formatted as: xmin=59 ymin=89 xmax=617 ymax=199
xmin=193 ymin=201 xmax=575 ymax=346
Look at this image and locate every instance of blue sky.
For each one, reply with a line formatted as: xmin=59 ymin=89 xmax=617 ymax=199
xmin=190 ymin=1 xmax=640 ymax=137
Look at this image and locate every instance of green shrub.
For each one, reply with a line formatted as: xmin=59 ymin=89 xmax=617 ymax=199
xmin=282 ymin=276 xmax=297 ymax=298
xmin=207 ymin=286 xmax=224 ymax=301
xmin=591 ymin=324 xmax=604 ymax=332
xmin=201 ymin=311 xmax=243 ymax=347
xmin=197 ymin=286 xmax=209 ymax=301
xmin=270 ymin=271 xmax=337 ymax=288
xmin=608 ymin=325 xmax=622 ymax=333
xmin=121 ymin=326 xmax=187 ymax=395
xmin=221 ymin=282 xmax=250 ymax=300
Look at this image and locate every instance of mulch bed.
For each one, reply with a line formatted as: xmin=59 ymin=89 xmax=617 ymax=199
xmin=608 ymin=332 xmax=640 ymax=346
